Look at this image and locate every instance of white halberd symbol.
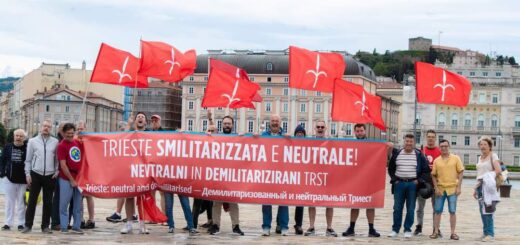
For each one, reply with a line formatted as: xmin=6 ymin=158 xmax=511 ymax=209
xmin=112 ymin=56 xmax=132 ymax=83
xmin=306 ymin=53 xmax=328 ymax=88
xmin=221 ymin=68 xmax=241 ymax=108
xmin=355 ymin=91 xmax=369 ymax=116
xmin=433 ymin=70 xmax=455 ymax=101
xmin=164 ymin=48 xmax=181 ymax=75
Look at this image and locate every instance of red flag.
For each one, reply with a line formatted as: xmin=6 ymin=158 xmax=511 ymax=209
xmin=90 ymin=43 xmax=148 ymax=88
xmin=332 ymin=79 xmax=386 ymax=130
xmin=139 ymin=40 xmax=196 ymax=82
xmin=136 ymin=193 xmax=167 ymax=223
xmin=415 ymin=61 xmax=472 ymax=107
xmin=289 ymin=46 xmax=346 ymax=92
xmin=201 ymin=59 xmax=261 ymax=109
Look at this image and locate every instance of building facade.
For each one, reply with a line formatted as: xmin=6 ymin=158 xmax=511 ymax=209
xmin=401 ymin=61 xmax=520 ymax=166
xmin=7 ymin=62 xmax=124 ymax=130
xmin=409 ymin=37 xmax=432 ymax=51
xmin=125 ymin=80 xmax=182 ymax=130
xmin=180 ymin=50 xmax=400 ymax=143
xmin=21 ymin=84 xmax=123 ymax=136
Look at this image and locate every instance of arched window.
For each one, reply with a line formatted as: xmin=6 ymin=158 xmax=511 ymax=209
xmin=266 ymin=62 xmax=273 ymax=71
xmin=477 ymin=114 xmax=485 ymax=129
xmin=491 ymin=114 xmax=499 ymax=129
xmin=438 ymin=113 xmax=446 ymax=128
xmin=464 ymin=113 xmax=472 ymax=128
xmin=451 ymin=113 xmax=458 ymax=129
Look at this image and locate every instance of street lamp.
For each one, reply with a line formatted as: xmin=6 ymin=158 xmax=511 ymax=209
xmin=497 ymin=129 xmax=503 ymax=160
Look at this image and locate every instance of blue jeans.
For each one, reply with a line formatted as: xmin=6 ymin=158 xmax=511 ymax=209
xmin=392 ymin=181 xmax=417 ymax=233
xmin=477 ymin=186 xmax=494 ymax=237
xmin=434 ymin=191 xmax=458 ymax=214
xmin=59 ymin=178 xmax=82 ymax=230
xmin=164 ymin=193 xmax=194 ymax=229
xmin=262 ymin=205 xmax=289 ymax=230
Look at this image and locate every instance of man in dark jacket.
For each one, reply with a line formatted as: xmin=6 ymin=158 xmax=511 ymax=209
xmin=1 ymin=129 xmax=28 ymax=231
xmin=387 ymin=134 xmax=431 ymax=238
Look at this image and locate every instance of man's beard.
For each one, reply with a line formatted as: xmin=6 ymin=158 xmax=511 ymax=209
xmin=223 ymin=127 xmax=232 ymax=134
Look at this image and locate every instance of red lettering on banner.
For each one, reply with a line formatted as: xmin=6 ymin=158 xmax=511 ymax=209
xmin=78 ymin=132 xmax=387 ymax=208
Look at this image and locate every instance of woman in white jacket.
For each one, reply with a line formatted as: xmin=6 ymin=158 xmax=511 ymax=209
xmin=473 ymin=136 xmax=501 ymax=242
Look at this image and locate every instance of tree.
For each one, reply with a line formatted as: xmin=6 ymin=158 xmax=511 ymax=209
xmin=497 ymin=55 xmax=504 ymax=65
xmin=508 ymin=56 xmax=518 ymax=65
xmin=0 ymin=123 xmax=7 ymax=148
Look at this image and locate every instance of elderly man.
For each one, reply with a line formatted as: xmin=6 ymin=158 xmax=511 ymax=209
xmin=1 ymin=129 xmax=28 ymax=231
xmin=22 ymin=120 xmax=60 ymax=234
xmin=259 ymin=114 xmax=290 ymax=236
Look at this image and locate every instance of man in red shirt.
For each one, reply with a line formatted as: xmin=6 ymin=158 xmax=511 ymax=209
xmin=415 ymin=129 xmax=441 ymax=236
xmin=57 ymin=123 xmax=84 ymax=234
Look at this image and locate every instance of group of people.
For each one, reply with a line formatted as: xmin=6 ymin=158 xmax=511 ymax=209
xmin=0 ymin=112 xmax=502 ymax=242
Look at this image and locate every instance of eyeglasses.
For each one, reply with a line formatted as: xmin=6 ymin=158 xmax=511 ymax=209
xmin=316 ymin=126 xmax=325 ymax=129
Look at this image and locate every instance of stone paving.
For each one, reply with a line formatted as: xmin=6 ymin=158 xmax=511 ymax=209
xmin=0 ymin=177 xmax=519 ymax=244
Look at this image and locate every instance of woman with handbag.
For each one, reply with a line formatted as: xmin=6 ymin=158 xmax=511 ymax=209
xmin=473 ymin=136 xmax=502 ymax=242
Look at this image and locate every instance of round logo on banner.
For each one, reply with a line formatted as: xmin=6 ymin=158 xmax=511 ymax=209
xmin=69 ymin=146 xmax=81 ymax=163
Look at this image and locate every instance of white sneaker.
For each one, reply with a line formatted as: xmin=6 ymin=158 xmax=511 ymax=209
xmin=281 ymin=229 xmax=288 ymax=236
xmin=120 ymin=223 xmax=133 ymax=234
xmin=482 ymin=235 xmax=495 ymax=242
xmin=262 ymin=228 xmax=270 ymax=236
xmin=388 ymin=231 xmax=398 ymax=238
xmin=138 ymin=221 xmax=149 ymax=234
xmin=404 ymin=231 xmax=413 ymax=238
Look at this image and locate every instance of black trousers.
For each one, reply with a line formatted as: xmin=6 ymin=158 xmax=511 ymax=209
xmin=25 ymin=171 xmax=56 ymax=229
xmin=192 ymin=199 xmax=213 ymax=228
xmin=294 ymin=206 xmax=304 ymax=227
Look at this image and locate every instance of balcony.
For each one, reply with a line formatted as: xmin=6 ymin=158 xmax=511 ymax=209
xmin=513 ymin=127 xmax=520 ymax=135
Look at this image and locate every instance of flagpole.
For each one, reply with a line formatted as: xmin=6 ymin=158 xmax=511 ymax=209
xmin=131 ymin=38 xmax=143 ymax=120
xmin=79 ymin=63 xmax=90 ymax=122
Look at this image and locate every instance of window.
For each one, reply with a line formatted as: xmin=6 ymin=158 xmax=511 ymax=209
xmin=470 ymin=71 xmax=476 ymax=76
xmin=203 ymin=86 xmax=206 ymax=93
xmin=67 ymin=96 xmax=71 ymax=101
xmin=515 ymin=137 xmax=520 ymax=148
xmin=330 ymin=123 xmax=337 ymax=136
xmin=463 ymin=154 xmax=470 ymax=165
xmin=282 ymin=121 xmax=288 ymax=133
xmin=516 ymin=115 xmax=520 ymax=128
xmin=465 ymin=136 xmax=470 ymax=146
xmin=316 ymin=91 xmax=322 ymax=96
xmin=315 ymin=103 xmax=322 ymax=113
xmin=514 ymin=156 xmax=520 ymax=166
xmin=283 ymin=103 xmax=288 ymax=112
xmin=188 ymin=101 xmax=194 ymax=110
xmin=267 ymin=77 xmax=272 ymax=82
xmin=202 ymin=120 xmax=208 ymax=131
xmin=218 ymin=107 xmax=223 ymax=111
xmin=265 ymin=102 xmax=272 ymax=112
xmin=283 ymin=88 xmax=289 ymax=96
xmin=188 ymin=87 xmax=194 ymax=94
xmin=264 ymin=121 xmax=270 ymax=131
xmin=415 ymin=113 xmax=422 ymax=125
xmin=492 ymin=94 xmax=499 ymax=104
xmin=250 ymin=76 xmax=255 ymax=81
xmin=46 ymin=105 xmax=50 ymax=112
xmin=438 ymin=113 xmax=446 ymax=127
xmin=438 ymin=135 xmax=444 ymax=143
xmin=300 ymin=90 xmax=306 ymax=96
xmin=284 ymin=77 xmax=289 ymax=83
xmin=451 ymin=113 xmax=458 ymax=129
xmin=189 ymin=76 xmax=194 ymax=81
xmin=65 ymin=106 xmax=69 ymax=113
xmin=491 ymin=115 xmax=498 ymax=129
xmin=187 ymin=119 xmax=193 ymax=131
xmin=300 ymin=103 xmax=306 ymax=112
xmin=491 ymin=137 xmax=497 ymax=147
xmin=457 ymin=71 xmax=463 ymax=75
xmin=248 ymin=121 xmax=254 ymax=133
xmin=217 ymin=120 xmax=222 ymax=132
xmin=479 ymin=93 xmax=486 ymax=103
xmin=464 ymin=113 xmax=472 ymax=128
xmin=483 ymin=71 xmax=488 ymax=77
xmin=478 ymin=114 xmax=485 ymax=128
xmin=451 ymin=136 xmax=457 ymax=146
xmin=266 ymin=63 xmax=273 ymax=71
xmin=343 ymin=124 xmax=352 ymax=135
xmin=298 ymin=121 xmax=306 ymax=131
xmin=148 ymin=91 xmax=152 ymax=96
xmin=516 ymin=96 xmax=520 ymax=104
xmin=266 ymin=88 xmax=272 ymax=96
xmin=204 ymin=76 xmax=208 ymax=81
xmin=496 ymin=72 xmax=501 ymax=77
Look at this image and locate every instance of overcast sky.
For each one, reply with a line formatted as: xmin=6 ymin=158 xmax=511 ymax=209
xmin=1 ymin=0 xmax=519 ymax=77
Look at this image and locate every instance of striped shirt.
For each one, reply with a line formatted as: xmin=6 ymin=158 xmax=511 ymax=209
xmin=395 ymin=151 xmax=417 ymax=179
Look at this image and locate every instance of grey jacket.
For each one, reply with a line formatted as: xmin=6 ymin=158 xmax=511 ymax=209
xmin=24 ymin=134 xmax=59 ymax=176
